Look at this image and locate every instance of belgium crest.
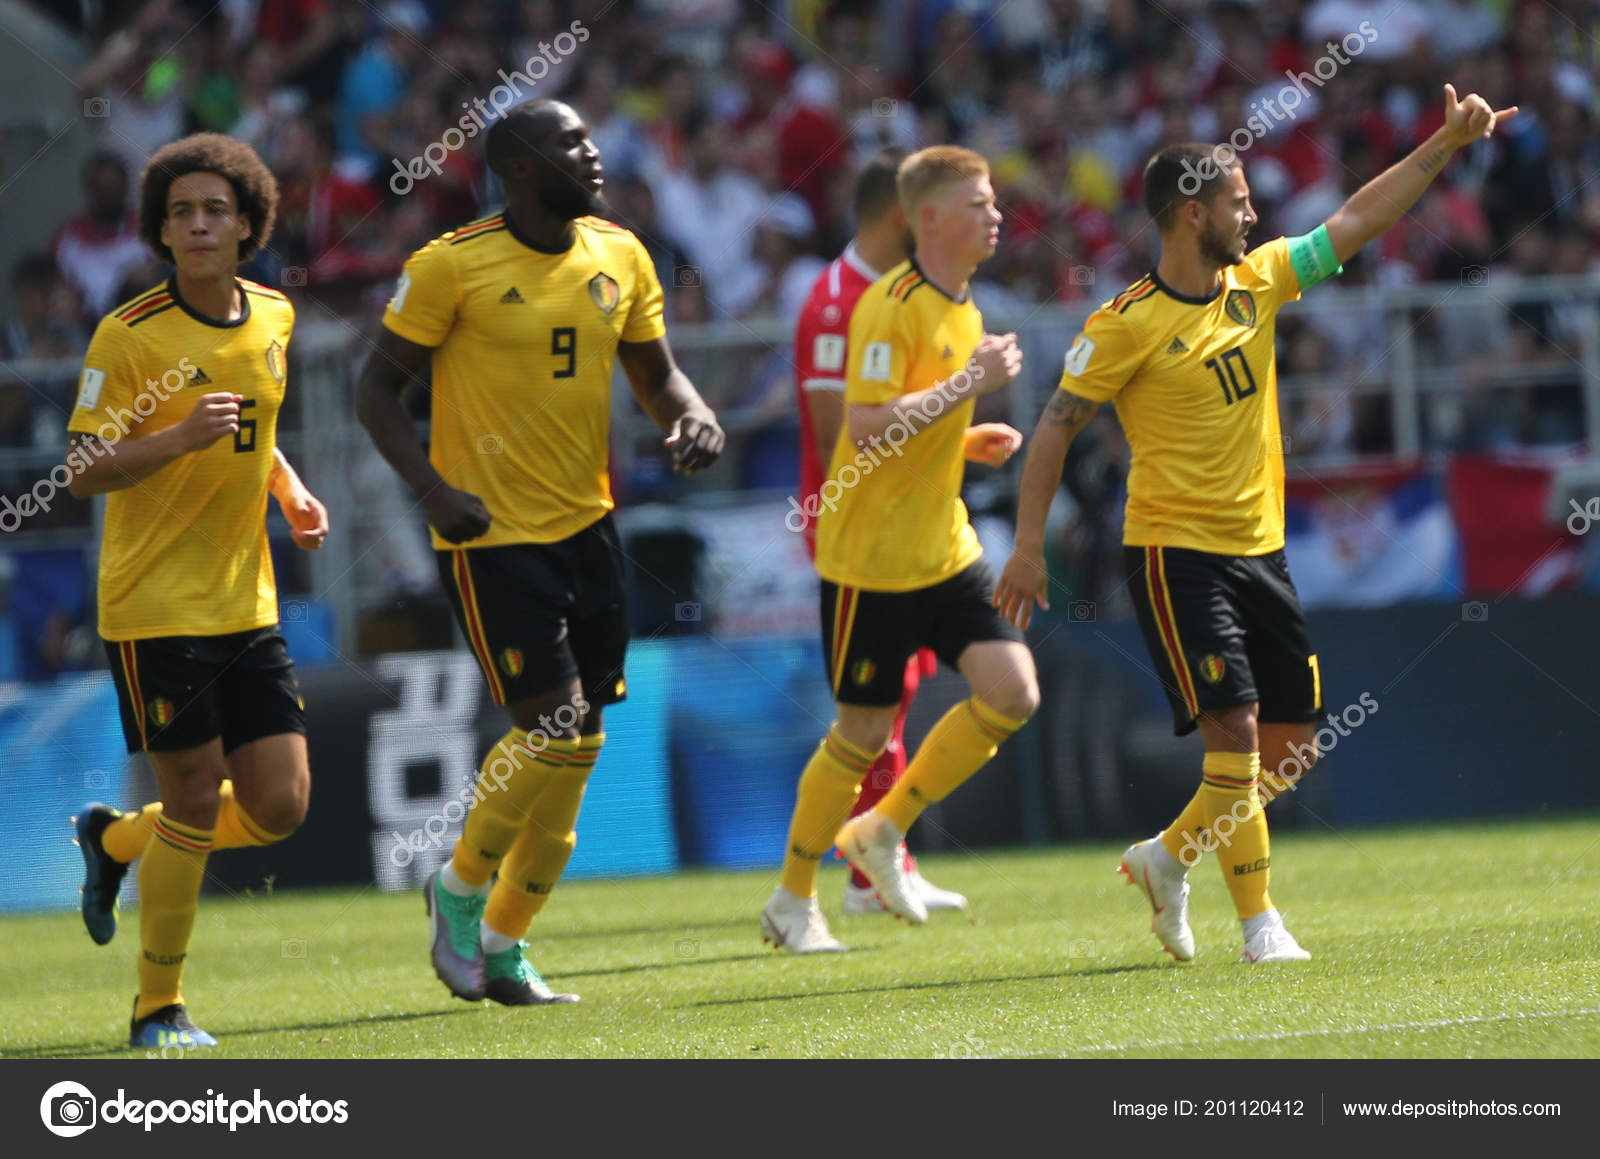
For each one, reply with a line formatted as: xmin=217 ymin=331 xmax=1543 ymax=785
xmin=589 ymin=272 xmax=620 ymax=315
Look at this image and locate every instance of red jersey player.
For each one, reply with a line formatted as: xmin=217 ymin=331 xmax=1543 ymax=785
xmin=784 ymin=147 xmax=967 ymax=934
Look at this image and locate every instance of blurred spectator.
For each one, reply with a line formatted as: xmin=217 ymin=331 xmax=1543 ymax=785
xmin=650 ymin=107 xmax=769 ymax=318
xmin=2 ymin=256 xmax=86 ymax=362
xmin=76 ymin=0 xmax=192 ymax=181
xmin=1426 ymin=0 xmax=1506 ymax=63
xmin=337 ymin=1 xmax=429 ymax=173
xmin=51 ymin=152 xmax=149 ymax=322
xmin=1303 ymin=0 xmax=1428 ymax=63
xmin=747 ymin=194 xmax=827 ymax=323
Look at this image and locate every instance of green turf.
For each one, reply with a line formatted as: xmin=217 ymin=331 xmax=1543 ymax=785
xmin=4 ymin=815 xmax=1598 ymax=1059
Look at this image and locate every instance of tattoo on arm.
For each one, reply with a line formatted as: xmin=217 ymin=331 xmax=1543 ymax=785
xmin=1044 ymin=391 xmax=1097 ymax=433
xmin=1417 ymin=147 xmax=1448 ymax=176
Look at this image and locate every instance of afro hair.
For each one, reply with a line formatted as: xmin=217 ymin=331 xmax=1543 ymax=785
xmin=138 ymin=132 xmax=278 ymax=266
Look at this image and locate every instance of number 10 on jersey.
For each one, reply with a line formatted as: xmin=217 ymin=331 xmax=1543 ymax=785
xmin=1205 ymin=347 xmax=1258 ymax=406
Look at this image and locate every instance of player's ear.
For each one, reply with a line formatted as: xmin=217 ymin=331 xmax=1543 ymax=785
xmin=236 ymin=214 xmax=251 ymax=243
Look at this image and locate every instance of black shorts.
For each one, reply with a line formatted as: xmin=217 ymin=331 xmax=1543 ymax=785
xmin=1125 ymin=545 xmax=1321 ymax=736
xmin=821 ymin=559 xmax=1024 ymax=707
xmin=438 ymin=514 xmax=629 ymax=709
xmin=106 ymin=626 xmax=306 ymax=755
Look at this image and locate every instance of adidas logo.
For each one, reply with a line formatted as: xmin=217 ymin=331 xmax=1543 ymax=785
xmin=189 ymin=366 xmax=213 ymax=385
xmin=941 ymin=344 xmax=953 ymax=358
xmin=500 ymin=287 xmax=525 ymax=304
xmin=1166 ymin=336 xmax=1188 ymax=356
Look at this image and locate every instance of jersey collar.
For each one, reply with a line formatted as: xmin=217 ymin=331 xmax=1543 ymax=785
xmin=842 ymin=242 xmax=882 ymax=283
xmin=1150 ymin=267 xmax=1223 ymax=306
xmin=504 ymin=210 xmax=577 ymax=255
xmin=168 ymin=275 xmax=252 ymax=328
xmin=909 ymin=254 xmax=968 ymax=304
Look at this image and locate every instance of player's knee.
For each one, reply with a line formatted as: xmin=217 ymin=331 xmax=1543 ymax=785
xmin=165 ymin=780 xmax=222 ymax=828
xmin=982 ymin=673 xmax=1039 ymax=724
xmin=251 ymin=778 xmax=310 ymax=837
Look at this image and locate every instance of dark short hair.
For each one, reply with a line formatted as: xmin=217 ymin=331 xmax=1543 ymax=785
xmin=854 ymin=146 xmax=908 ymax=223
xmin=82 ymin=149 xmax=126 ymax=184
xmin=1143 ymin=142 xmax=1239 ymax=230
xmin=484 ymin=99 xmax=561 ymax=178
xmin=138 ymin=133 xmax=277 ymax=264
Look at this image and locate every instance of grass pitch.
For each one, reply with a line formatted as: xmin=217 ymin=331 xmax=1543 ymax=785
xmin=3 ymin=815 xmax=1598 ymax=1059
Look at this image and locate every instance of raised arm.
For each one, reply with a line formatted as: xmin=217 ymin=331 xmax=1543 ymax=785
xmin=354 ymin=327 xmax=490 ymax=544
xmin=616 ymin=335 xmax=725 ymax=475
xmin=993 ymin=390 xmax=1100 ymax=629
xmin=1323 ymin=83 xmax=1517 ymax=264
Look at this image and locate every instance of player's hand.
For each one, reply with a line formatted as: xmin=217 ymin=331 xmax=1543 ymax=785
xmin=424 ymin=483 xmax=492 ymax=544
xmin=971 ymin=333 xmax=1024 ymax=395
xmin=966 ymin=422 xmax=1023 ymax=467
xmin=1441 ymin=83 xmax=1518 ymax=147
xmin=994 ymin=546 xmax=1050 ymax=631
xmin=176 ymin=392 xmax=241 ymax=451
xmin=666 ymin=411 xmax=725 ymax=475
xmin=280 ymin=489 xmax=329 ymax=551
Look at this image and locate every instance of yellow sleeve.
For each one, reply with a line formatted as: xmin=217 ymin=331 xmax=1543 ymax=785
xmin=1055 ymin=305 xmax=1146 ymax=403
xmin=67 ymin=316 xmax=141 ymax=437
xmin=1246 ymin=236 xmax=1302 ymax=314
xmin=382 ymin=238 xmax=458 ymax=348
xmin=621 ymin=233 xmax=667 ymax=343
xmin=844 ymin=295 xmax=911 ymax=405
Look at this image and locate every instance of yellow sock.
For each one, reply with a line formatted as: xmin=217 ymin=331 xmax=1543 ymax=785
xmin=135 ymin=816 xmax=213 ymax=1020
xmin=484 ymin=733 xmax=601 ymax=939
xmin=451 ymin=730 xmax=582 ymax=887
xmin=101 ymin=803 xmax=159 ymax=862
xmin=99 ymin=781 xmax=289 ymax=863
xmin=1159 ymin=789 xmax=1209 ymax=869
xmin=779 ymin=725 xmax=876 ymax=897
xmin=1199 ymin=751 xmax=1272 ymax=920
xmin=878 ymin=698 xmax=1025 ymax=834
xmin=213 ymin=780 xmax=289 ymax=848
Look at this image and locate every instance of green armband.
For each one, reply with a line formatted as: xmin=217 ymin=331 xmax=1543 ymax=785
xmin=1287 ymin=224 xmax=1344 ymax=290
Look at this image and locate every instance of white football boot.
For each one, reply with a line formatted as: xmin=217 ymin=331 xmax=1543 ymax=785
xmin=1240 ymin=910 xmax=1312 ymax=963
xmin=760 ymin=886 xmax=848 ymax=953
xmin=836 ymin=813 xmax=927 ymax=924
xmin=844 ymin=846 xmax=968 ymax=913
xmin=1118 ymin=836 xmax=1195 ymax=961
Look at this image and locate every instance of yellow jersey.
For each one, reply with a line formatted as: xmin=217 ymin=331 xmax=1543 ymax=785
xmin=67 ymin=278 xmax=292 ymax=641
xmin=383 ymin=212 xmax=666 ymax=549
xmin=814 ymin=259 xmax=985 ymax=592
xmin=1057 ymin=238 xmax=1302 ymax=556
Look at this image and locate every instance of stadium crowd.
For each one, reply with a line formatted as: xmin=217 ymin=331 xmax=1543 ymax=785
xmin=3 ymin=0 xmax=1596 ymax=453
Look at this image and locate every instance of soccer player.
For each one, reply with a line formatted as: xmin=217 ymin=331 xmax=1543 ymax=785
xmin=784 ymin=146 xmax=969 ymax=934
xmin=761 ymin=145 xmax=1033 ymax=948
xmin=67 ymin=133 xmax=328 ymax=1048
xmin=997 ymin=84 xmax=1517 ymax=963
xmin=356 ymin=100 xmax=724 ymax=1006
